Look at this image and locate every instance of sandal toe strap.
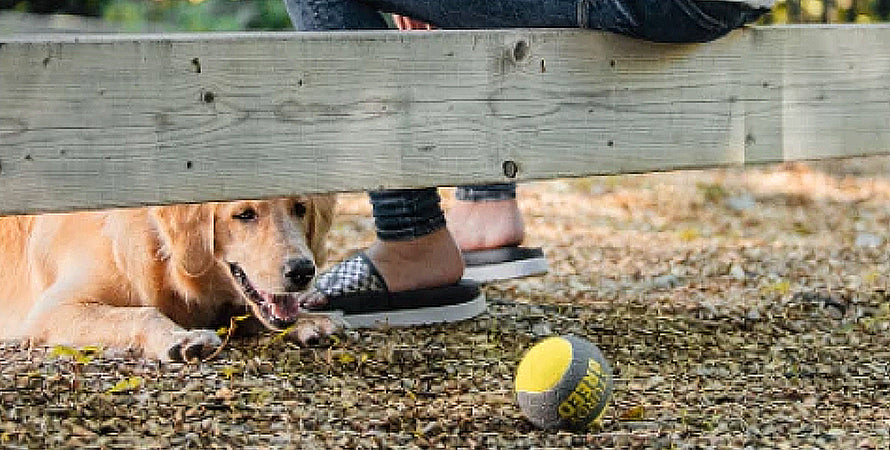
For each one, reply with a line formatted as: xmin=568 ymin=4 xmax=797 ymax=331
xmin=315 ymin=252 xmax=388 ymax=298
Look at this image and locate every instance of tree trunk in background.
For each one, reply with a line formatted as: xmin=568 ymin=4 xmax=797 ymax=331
xmin=787 ymin=0 xmax=803 ymax=22
xmin=877 ymin=0 xmax=890 ymax=19
xmin=0 ymin=0 xmax=105 ymax=16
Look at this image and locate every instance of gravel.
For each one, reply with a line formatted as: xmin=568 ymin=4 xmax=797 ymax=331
xmin=2 ymin=158 xmax=890 ymax=449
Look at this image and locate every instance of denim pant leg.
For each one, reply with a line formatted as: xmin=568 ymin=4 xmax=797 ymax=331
xmin=284 ymin=0 xmax=388 ymax=30
xmin=583 ymin=0 xmax=770 ymax=43
xmin=368 ymin=188 xmax=447 ymax=240
xmin=286 ymin=0 xmax=769 ymax=39
xmin=356 ymin=0 xmax=768 ymax=41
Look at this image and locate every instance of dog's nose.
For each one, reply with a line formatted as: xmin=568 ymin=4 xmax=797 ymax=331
xmin=284 ymin=258 xmax=316 ymax=291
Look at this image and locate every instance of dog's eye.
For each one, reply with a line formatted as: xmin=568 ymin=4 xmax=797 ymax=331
xmin=233 ymin=208 xmax=257 ymax=221
xmin=292 ymin=202 xmax=307 ymax=218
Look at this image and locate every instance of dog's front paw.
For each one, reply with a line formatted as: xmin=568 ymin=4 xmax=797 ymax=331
xmin=166 ymin=329 xmax=223 ymax=362
xmin=286 ymin=314 xmax=344 ymax=346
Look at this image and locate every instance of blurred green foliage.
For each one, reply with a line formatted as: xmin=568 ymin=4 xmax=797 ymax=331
xmin=104 ymin=0 xmax=292 ymax=31
xmin=1 ymin=0 xmax=293 ymax=31
xmin=1 ymin=0 xmax=888 ymax=31
xmin=765 ymin=0 xmax=890 ymax=23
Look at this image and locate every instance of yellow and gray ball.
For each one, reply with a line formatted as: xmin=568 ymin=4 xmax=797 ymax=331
xmin=515 ymin=335 xmax=613 ymax=431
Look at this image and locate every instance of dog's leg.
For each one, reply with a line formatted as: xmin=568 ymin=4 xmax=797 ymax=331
xmin=285 ymin=313 xmax=345 ymax=345
xmin=21 ymin=300 xmax=222 ymax=362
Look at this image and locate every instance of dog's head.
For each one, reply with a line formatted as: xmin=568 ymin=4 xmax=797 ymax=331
xmin=150 ymin=195 xmax=335 ymax=330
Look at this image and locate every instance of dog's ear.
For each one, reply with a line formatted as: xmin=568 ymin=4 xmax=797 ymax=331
xmin=150 ymin=203 xmax=215 ymax=277
xmin=305 ymin=194 xmax=336 ymax=267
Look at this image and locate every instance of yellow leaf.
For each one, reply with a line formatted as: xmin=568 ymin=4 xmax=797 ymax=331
xmin=619 ymin=405 xmax=646 ymax=421
xmin=80 ymin=346 xmax=103 ymax=355
xmin=233 ymin=314 xmax=251 ymax=323
xmin=792 ymin=222 xmax=813 ymax=236
xmin=216 ymin=326 xmax=229 ymax=336
xmin=50 ymin=345 xmax=102 ymax=363
xmin=220 ymin=365 xmax=240 ymax=379
xmin=270 ymin=325 xmax=296 ymax=344
xmin=50 ymin=345 xmax=81 ymax=359
xmin=107 ymin=376 xmax=142 ymax=394
xmin=679 ymin=228 xmax=700 ymax=242
xmin=761 ymin=280 xmax=791 ymax=296
xmin=338 ymin=352 xmax=356 ymax=365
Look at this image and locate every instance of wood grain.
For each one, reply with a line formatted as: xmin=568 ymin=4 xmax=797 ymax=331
xmin=2 ymin=26 xmax=890 ymax=214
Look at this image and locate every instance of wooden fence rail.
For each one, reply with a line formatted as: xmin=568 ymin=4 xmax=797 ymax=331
xmin=2 ymin=25 xmax=890 ymax=215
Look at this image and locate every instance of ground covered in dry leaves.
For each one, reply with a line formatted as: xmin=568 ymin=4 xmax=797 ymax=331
xmin=2 ymin=159 xmax=890 ymax=449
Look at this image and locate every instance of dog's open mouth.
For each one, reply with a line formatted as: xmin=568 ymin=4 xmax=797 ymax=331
xmin=228 ymin=262 xmax=302 ymax=329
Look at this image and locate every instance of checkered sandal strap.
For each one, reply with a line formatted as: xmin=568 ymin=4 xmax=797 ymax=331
xmin=315 ymin=252 xmax=389 ymax=298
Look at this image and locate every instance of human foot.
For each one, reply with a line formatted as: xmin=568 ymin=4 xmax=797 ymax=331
xmin=448 ymin=198 xmax=548 ymax=282
xmin=299 ymin=230 xmax=483 ymax=328
xmin=364 ymin=228 xmax=464 ymax=292
xmin=447 ymin=199 xmax=525 ymax=251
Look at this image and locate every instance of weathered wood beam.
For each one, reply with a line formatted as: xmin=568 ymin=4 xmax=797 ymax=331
xmin=2 ymin=26 xmax=890 ymax=214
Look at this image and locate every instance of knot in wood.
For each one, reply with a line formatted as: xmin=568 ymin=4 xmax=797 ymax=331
xmin=503 ymin=160 xmax=519 ymax=178
xmin=512 ymin=41 xmax=530 ymax=62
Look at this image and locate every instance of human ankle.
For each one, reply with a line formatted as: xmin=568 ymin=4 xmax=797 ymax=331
xmin=448 ymin=199 xmax=525 ymax=251
xmin=365 ymin=229 xmax=464 ymax=292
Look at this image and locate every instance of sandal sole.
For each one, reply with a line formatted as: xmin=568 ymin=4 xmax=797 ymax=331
xmin=337 ymin=291 xmax=487 ymax=329
xmin=463 ymin=255 xmax=549 ymax=283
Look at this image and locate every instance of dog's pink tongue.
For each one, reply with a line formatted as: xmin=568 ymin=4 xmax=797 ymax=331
xmin=257 ymin=291 xmax=301 ymax=322
xmin=270 ymin=294 xmax=302 ymax=321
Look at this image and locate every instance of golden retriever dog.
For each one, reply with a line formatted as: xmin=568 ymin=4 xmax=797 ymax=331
xmin=0 ymin=195 xmax=337 ymax=361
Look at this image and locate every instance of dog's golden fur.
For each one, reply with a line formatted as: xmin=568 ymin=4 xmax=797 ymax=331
xmin=0 ymin=195 xmax=336 ymax=361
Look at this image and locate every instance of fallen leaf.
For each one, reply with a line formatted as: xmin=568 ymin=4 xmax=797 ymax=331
xmin=619 ymin=405 xmax=646 ymax=421
xmin=106 ymin=376 xmax=142 ymax=394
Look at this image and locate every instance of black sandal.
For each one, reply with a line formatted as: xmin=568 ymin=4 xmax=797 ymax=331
xmin=307 ymin=252 xmax=486 ymax=328
xmin=462 ymin=246 xmax=548 ymax=282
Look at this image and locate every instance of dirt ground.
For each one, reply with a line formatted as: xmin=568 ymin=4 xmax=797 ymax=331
xmin=2 ymin=158 xmax=889 ymax=449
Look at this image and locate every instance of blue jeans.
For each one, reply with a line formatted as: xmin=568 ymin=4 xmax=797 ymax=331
xmin=284 ymin=0 xmax=769 ymax=240
xmin=285 ymin=0 xmax=769 ymax=41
